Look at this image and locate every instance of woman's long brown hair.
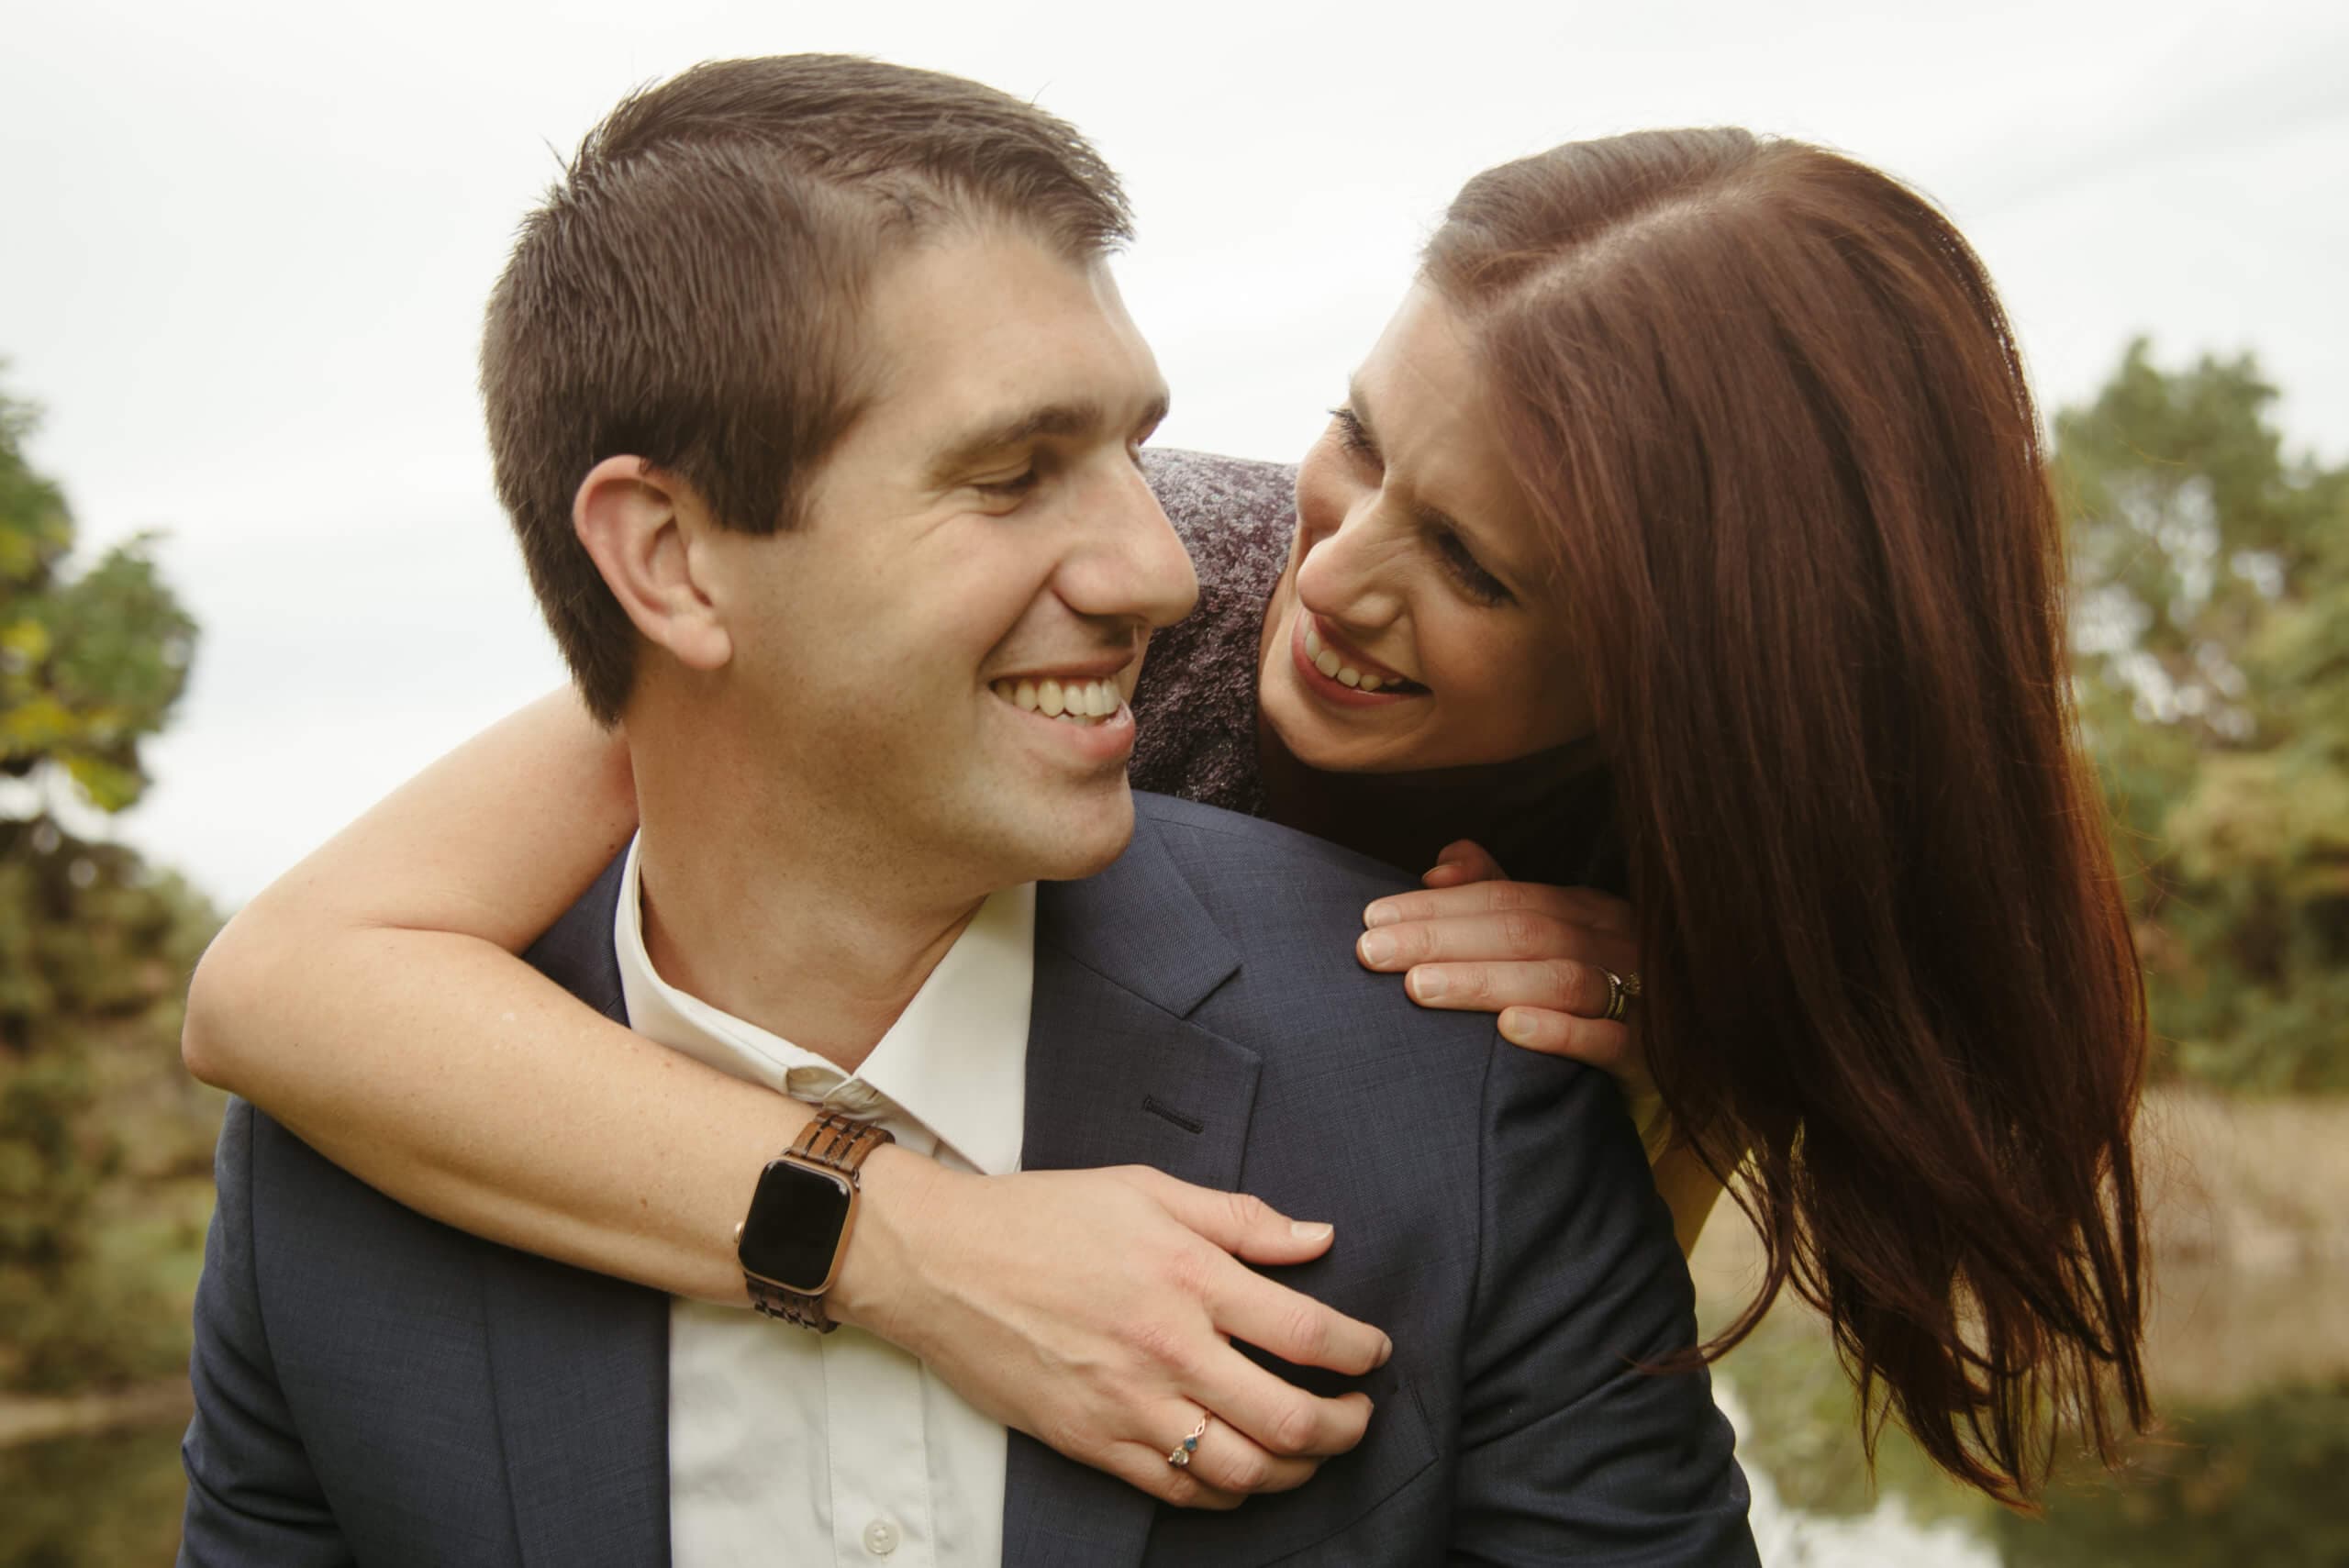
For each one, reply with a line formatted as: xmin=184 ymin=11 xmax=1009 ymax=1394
xmin=1424 ymin=129 xmax=2150 ymax=1504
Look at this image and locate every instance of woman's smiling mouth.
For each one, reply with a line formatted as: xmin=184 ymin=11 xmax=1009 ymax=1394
xmin=1291 ymin=613 xmax=1426 ymax=706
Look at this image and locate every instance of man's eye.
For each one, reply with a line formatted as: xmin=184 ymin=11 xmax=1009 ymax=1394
xmin=973 ymin=468 xmax=1039 ymax=498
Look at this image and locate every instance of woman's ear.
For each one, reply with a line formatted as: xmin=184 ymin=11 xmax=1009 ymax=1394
xmin=572 ymin=455 xmax=732 ymax=672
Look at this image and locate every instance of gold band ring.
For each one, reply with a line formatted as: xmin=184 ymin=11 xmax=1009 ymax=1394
xmin=1166 ymin=1414 xmax=1211 ymax=1468
xmin=1601 ymin=968 xmax=1643 ymax=1023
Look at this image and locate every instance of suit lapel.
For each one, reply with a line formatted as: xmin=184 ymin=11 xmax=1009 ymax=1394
xmin=470 ymin=824 xmax=1254 ymax=1567
xmin=1003 ymin=811 xmax=1260 ymax=1568
xmin=484 ymin=853 xmax=674 ymax=1568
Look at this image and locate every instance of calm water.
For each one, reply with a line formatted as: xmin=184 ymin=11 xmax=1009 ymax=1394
xmin=11 ymin=1262 xmax=2349 ymax=1565
xmin=1712 ymin=1255 xmax=2349 ymax=1567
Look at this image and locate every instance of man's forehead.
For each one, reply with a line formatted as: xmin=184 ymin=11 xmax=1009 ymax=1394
xmin=852 ymin=230 xmax=1165 ymax=441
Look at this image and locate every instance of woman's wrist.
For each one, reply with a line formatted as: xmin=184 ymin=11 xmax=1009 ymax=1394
xmin=824 ymin=1142 xmax=951 ymax=1347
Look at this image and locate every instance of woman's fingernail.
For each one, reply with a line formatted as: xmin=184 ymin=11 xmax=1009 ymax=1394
xmin=1408 ymin=968 xmax=1446 ymax=1002
xmin=1291 ymin=1220 xmax=1334 ymax=1241
xmin=1500 ymin=1009 xmax=1536 ymax=1045
xmin=1376 ymin=1337 xmax=1394 ymax=1367
xmin=1357 ymin=930 xmax=1397 ymax=965
xmin=1363 ymin=901 xmax=1397 ymax=928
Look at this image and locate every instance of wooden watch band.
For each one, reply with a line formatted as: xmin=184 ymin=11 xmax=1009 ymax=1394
xmin=796 ymin=1111 xmax=894 ymax=1178
xmin=747 ymin=1112 xmax=894 ymax=1333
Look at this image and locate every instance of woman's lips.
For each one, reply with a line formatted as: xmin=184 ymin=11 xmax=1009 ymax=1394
xmin=1289 ymin=612 xmax=1423 ymax=707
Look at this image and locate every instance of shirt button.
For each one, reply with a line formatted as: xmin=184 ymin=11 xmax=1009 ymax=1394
xmin=863 ymin=1518 xmax=899 ymax=1556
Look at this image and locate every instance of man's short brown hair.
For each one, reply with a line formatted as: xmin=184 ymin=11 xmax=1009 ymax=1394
xmin=480 ymin=55 xmax=1132 ymax=721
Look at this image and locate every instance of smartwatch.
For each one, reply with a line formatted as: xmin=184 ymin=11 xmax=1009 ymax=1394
xmin=735 ymin=1111 xmax=895 ymax=1332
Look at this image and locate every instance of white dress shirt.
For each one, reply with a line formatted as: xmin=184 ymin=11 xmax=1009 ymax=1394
xmin=611 ymin=835 xmax=1035 ymax=1568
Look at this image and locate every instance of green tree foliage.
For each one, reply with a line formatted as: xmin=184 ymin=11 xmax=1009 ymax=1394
xmin=0 ymin=371 xmax=220 ymax=1392
xmin=2059 ymin=341 xmax=2349 ymax=1090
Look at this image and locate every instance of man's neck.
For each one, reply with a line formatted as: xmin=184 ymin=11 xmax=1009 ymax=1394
xmin=629 ymin=751 xmax=986 ymax=1074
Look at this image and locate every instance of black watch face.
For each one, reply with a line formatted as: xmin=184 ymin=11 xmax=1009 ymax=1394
xmin=738 ymin=1160 xmax=855 ymax=1294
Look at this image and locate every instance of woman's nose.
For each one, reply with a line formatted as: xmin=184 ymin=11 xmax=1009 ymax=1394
xmin=1296 ymin=495 xmax=1405 ymax=630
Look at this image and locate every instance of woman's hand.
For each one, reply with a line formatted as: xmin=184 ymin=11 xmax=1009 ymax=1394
xmin=840 ymin=1155 xmax=1390 ymax=1510
xmin=1353 ymin=839 xmax=1649 ymax=1094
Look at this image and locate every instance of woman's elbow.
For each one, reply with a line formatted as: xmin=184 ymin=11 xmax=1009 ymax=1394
xmin=181 ymin=917 xmax=277 ymax=1092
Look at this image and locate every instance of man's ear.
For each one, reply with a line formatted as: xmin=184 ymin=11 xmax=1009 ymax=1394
xmin=573 ymin=455 xmax=732 ymax=673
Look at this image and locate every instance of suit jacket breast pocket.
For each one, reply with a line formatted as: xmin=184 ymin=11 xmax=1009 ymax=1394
xmin=1143 ymin=1366 xmax=1442 ymax=1568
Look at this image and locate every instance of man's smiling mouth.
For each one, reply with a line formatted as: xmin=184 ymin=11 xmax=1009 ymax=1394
xmin=988 ymin=676 xmax=1125 ymax=727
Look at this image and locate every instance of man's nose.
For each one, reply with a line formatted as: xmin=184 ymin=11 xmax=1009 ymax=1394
xmin=1062 ymin=458 xmax=1199 ymax=630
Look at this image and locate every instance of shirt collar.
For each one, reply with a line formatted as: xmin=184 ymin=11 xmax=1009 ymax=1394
xmin=611 ymin=833 xmax=1034 ymax=1176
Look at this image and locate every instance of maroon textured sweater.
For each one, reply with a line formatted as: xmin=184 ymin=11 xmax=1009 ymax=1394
xmin=1131 ymin=449 xmax=1626 ymax=895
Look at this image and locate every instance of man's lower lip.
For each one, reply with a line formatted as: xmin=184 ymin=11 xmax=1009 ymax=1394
xmin=1289 ymin=613 xmax=1418 ymax=707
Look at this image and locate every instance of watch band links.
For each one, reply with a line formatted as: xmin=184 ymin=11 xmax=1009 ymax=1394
xmin=749 ymin=1111 xmax=893 ymax=1333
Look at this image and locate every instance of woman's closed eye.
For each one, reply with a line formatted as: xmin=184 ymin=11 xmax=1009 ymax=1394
xmin=1437 ymin=530 xmax=1514 ymax=607
xmin=1330 ymin=406 xmax=1515 ymax=607
xmin=1329 ymin=406 xmax=1379 ymax=463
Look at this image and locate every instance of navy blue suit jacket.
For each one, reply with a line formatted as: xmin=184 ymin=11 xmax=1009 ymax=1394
xmin=181 ymin=794 xmax=1756 ymax=1564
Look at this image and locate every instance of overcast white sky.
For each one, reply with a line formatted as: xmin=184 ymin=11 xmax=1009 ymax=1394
xmin=6 ymin=0 xmax=2345 ymax=905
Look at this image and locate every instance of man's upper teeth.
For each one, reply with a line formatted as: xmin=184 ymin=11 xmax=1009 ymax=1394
xmin=993 ymin=676 xmax=1121 ymax=720
xmin=1303 ymin=622 xmax=1390 ymax=692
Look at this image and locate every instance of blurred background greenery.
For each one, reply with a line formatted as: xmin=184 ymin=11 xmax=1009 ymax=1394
xmin=0 ymin=335 xmax=2343 ymax=1563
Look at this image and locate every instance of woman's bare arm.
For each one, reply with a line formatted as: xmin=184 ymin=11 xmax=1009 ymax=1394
xmin=183 ymin=689 xmax=1387 ymax=1507
xmin=181 ymin=690 xmax=757 ymax=1293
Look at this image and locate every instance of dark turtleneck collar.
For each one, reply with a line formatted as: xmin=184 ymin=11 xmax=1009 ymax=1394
xmin=1254 ymin=718 xmax=1628 ymax=896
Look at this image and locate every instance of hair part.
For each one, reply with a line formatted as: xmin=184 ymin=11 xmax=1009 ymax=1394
xmin=1424 ymin=129 xmax=2150 ymax=1504
xmin=480 ymin=55 xmax=1132 ymax=721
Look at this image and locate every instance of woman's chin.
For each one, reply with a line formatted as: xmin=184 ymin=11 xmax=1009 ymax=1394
xmin=1262 ymin=686 xmax=1405 ymax=774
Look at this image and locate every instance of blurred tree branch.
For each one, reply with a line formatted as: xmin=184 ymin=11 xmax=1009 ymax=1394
xmin=0 ymin=366 xmax=220 ymax=1393
xmin=2060 ymin=339 xmax=2349 ymax=1090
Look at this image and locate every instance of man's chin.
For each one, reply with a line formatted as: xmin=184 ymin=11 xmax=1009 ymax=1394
xmin=1023 ymin=787 xmax=1136 ymax=884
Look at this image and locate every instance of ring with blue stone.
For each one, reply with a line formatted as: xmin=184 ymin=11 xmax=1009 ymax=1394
xmin=1165 ymin=1414 xmax=1211 ymax=1468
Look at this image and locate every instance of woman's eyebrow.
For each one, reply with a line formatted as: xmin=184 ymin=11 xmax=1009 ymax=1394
xmin=1350 ymin=382 xmax=1527 ymax=583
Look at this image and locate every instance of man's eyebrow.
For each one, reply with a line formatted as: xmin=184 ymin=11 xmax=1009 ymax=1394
xmin=926 ymin=389 xmax=1173 ymax=487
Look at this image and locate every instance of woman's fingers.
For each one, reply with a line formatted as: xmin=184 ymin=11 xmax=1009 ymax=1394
xmin=1364 ymin=877 xmax=1635 ymax=937
xmin=1129 ymin=1173 xmax=1392 ymax=1374
xmin=1350 ymin=880 xmax=1653 ymax=1094
xmin=1499 ymin=1008 xmax=1649 ymax=1094
xmin=1356 ymin=908 xmax=1636 ymax=977
xmin=1154 ymin=1383 xmax=1351 ymax=1493
xmin=1418 ymin=839 xmax=1508 ymax=889
xmin=1103 ymin=1440 xmax=1249 ymax=1511
xmin=1497 ymin=1006 xmax=1637 ymax=1071
xmin=1127 ymin=1168 xmax=1345 ymax=1269
xmin=1192 ymin=1265 xmax=1385 ymax=1449
xmin=874 ymin=1164 xmax=1389 ymax=1509
xmin=1400 ymin=956 xmax=1616 ymax=1018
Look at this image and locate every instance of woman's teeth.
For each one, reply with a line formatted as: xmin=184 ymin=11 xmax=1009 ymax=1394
xmin=1302 ymin=621 xmax=1388 ymax=692
xmin=991 ymin=676 xmax=1122 ymax=726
